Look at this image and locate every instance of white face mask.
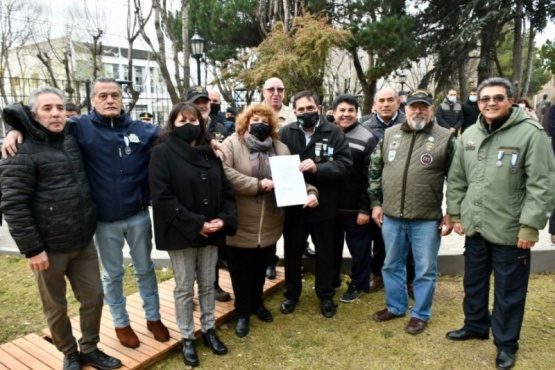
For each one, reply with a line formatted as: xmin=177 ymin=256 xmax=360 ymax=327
xmin=519 ymin=103 xmax=526 ymax=109
xmin=469 ymin=96 xmax=477 ymax=103
xmin=447 ymin=96 xmax=457 ymax=103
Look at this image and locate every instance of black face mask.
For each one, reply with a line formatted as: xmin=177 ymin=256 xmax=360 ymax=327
xmin=174 ymin=123 xmax=201 ymax=143
xmin=249 ymin=122 xmax=271 ymax=141
xmin=326 ymin=115 xmax=335 ymax=123
xmin=210 ymin=103 xmax=221 ymax=116
xmin=227 ymin=116 xmax=236 ymax=123
xmin=297 ymin=111 xmax=320 ymax=129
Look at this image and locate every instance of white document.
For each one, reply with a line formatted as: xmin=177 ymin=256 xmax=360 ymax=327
xmin=269 ymin=155 xmax=308 ymax=207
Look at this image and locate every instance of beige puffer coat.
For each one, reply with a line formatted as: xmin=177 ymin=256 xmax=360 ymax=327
xmin=222 ymin=133 xmax=317 ymax=248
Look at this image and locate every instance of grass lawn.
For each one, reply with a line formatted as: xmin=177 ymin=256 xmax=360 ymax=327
xmin=1 ymin=254 xmax=554 ymax=369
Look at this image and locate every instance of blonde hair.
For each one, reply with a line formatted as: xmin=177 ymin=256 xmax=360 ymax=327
xmin=235 ymin=104 xmax=279 ymax=140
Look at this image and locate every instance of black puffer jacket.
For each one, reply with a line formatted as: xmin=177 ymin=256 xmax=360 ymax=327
xmin=0 ymin=103 xmax=97 ymax=258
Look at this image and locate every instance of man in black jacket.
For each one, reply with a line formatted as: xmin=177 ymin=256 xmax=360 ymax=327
xmin=0 ymin=87 xmax=121 ymax=370
xmin=436 ymin=89 xmax=463 ymax=134
xmin=279 ymin=91 xmax=353 ymax=318
xmin=461 ymin=88 xmax=480 ymax=133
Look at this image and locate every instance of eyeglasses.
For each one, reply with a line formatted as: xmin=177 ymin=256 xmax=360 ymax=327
xmin=478 ymin=95 xmax=506 ymax=104
xmin=265 ymin=87 xmax=285 ymax=94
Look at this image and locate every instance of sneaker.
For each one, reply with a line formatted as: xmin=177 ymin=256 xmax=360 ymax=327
xmin=63 ymin=352 xmax=81 ymax=370
xmin=215 ymin=285 xmax=231 ymax=302
xmin=80 ymin=349 xmax=122 ymax=370
xmin=340 ymin=284 xmax=363 ymax=303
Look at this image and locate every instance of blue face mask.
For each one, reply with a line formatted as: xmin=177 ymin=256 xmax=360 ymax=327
xmin=469 ymin=96 xmax=477 ymax=103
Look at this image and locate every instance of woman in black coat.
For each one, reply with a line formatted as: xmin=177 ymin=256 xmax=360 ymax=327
xmin=149 ymin=102 xmax=237 ymax=368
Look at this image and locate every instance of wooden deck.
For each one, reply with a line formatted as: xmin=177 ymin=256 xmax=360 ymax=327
xmin=0 ymin=267 xmax=285 ymax=370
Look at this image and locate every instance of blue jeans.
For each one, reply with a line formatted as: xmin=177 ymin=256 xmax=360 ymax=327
xmin=381 ymin=215 xmax=441 ymax=321
xmin=95 ymin=210 xmax=160 ymax=328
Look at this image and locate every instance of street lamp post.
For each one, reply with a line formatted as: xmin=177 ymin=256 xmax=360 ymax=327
xmin=398 ymin=73 xmax=407 ymax=92
xmin=190 ymin=29 xmax=205 ymax=86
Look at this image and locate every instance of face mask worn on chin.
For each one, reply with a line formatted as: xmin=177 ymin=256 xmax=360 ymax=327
xmin=297 ymin=111 xmax=320 ymax=128
xmin=174 ymin=123 xmax=201 ymax=143
xmin=249 ymin=122 xmax=271 ymax=141
xmin=210 ymin=103 xmax=221 ymax=116
xmin=468 ymin=96 xmax=477 ymax=103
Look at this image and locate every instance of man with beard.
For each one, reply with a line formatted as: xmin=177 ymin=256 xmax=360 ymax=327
xmin=369 ymin=90 xmax=454 ymax=335
xmin=188 ymin=86 xmax=228 ymax=142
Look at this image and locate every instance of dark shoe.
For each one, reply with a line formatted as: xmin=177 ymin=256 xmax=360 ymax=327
xmin=252 ymin=305 xmax=273 ymax=322
xmin=372 ymin=308 xmax=404 ymax=322
xmin=405 ymin=317 xmax=426 ymax=335
xmin=235 ymin=317 xmax=250 ymax=338
xmin=320 ymin=298 xmax=337 ymax=318
xmin=202 ymin=328 xmax=228 ymax=355
xmin=80 ymin=349 xmax=122 ymax=370
xmin=266 ymin=265 xmax=276 ymax=280
xmin=63 ymin=352 xmax=81 ymax=370
xmin=446 ymin=328 xmax=489 ymax=341
xmin=407 ymin=283 xmax=414 ymax=301
xmin=280 ymin=298 xmax=297 ymax=314
xmin=215 ymin=284 xmax=231 ymax=302
xmin=147 ymin=319 xmax=170 ymax=342
xmin=182 ymin=339 xmax=199 ymax=367
xmin=496 ymin=351 xmax=516 ymax=370
xmin=115 ymin=325 xmax=140 ymax=348
xmin=217 ymin=259 xmax=229 ymax=270
xmin=369 ymin=276 xmax=384 ymax=293
xmin=303 ymin=242 xmax=316 ymax=257
xmin=340 ymin=284 xmax=363 ymax=303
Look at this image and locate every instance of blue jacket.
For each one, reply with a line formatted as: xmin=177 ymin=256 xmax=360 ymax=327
xmin=71 ymin=109 xmax=160 ymax=222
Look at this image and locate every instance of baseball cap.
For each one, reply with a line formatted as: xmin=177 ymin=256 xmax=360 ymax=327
xmin=226 ymin=107 xmax=237 ymax=115
xmin=406 ymin=90 xmax=433 ymax=106
xmin=187 ymin=86 xmax=209 ymax=102
xmin=398 ymin=90 xmax=408 ymax=96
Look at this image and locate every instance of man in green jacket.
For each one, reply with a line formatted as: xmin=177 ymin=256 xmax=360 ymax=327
xmin=369 ymin=90 xmax=454 ymax=335
xmin=445 ymin=77 xmax=555 ymax=370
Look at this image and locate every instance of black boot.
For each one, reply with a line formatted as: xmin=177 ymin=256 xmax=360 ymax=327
xmin=202 ymin=328 xmax=228 ymax=355
xmin=182 ymin=339 xmax=199 ymax=367
xmin=235 ymin=317 xmax=250 ymax=338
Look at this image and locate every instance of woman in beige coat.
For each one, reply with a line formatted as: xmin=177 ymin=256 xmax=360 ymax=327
xmin=222 ymin=104 xmax=318 ymax=338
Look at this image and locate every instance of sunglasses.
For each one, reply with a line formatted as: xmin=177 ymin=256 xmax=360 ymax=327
xmin=265 ymin=87 xmax=285 ymax=94
xmin=478 ymin=95 xmax=506 ymax=104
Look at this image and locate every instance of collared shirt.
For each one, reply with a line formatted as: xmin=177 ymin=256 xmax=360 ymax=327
xmin=300 ymin=122 xmax=320 ymax=146
xmin=277 ymin=104 xmax=297 ymax=128
xmin=376 ymin=111 xmax=399 ymax=128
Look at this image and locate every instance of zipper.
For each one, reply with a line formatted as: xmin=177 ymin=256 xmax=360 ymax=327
xmin=399 ymin=131 xmax=417 ymax=217
xmin=111 ymin=118 xmax=122 ymax=219
xmin=257 ymin=198 xmax=265 ymax=246
xmin=61 ymin=144 xmax=86 ymax=245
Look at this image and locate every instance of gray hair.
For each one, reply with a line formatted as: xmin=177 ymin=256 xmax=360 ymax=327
xmin=91 ymin=77 xmax=123 ymax=97
xmin=28 ymin=86 xmax=65 ymax=113
xmin=477 ymin=77 xmax=514 ymax=99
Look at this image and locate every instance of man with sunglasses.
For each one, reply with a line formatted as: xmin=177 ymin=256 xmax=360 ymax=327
xmin=369 ymin=89 xmax=454 ymax=335
xmin=446 ymin=77 xmax=555 ymax=370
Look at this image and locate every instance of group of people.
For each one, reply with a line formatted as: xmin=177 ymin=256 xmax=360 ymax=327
xmin=0 ymin=75 xmax=553 ymax=370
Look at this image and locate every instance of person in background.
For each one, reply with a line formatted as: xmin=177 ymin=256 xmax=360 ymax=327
xmin=65 ymin=102 xmax=81 ymax=118
xmin=446 ymin=77 xmax=555 ymax=370
xmin=461 ymin=88 xmax=480 ymax=133
xmin=139 ymin=112 xmax=154 ymax=123
xmin=516 ymin=98 xmax=538 ymax=122
xmin=398 ymin=90 xmax=408 ymax=114
xmin=0 ymin=87 xmax=121 ymax=370
xmin=224 ymin=106 xmax=237 ymax=135
xmin=436 ymin=88 xmax=463 ymax=134
xmin=222 ymin=103 xmax=318 ymax=337
xmin=149 ymin=102 xmax=237 ymax=368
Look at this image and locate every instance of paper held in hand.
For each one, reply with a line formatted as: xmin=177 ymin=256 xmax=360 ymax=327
xmin=269 ymin=154 xmax=308 ymax=207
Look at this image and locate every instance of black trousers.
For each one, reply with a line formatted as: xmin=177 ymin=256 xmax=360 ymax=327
xmin=370 ymin=220 xmax=415 ymax=283
xmin=462 ymin=235 xmax=531 ymax=353
xmin=283 ymin=216 xmax=336 ymax=300
xmin=224 ymin=244 xmax=276 ymax=318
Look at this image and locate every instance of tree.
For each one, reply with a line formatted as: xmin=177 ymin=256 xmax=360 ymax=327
xmin=539 ymin=40 xmax=555 ymax=75
xmin=334 ymin=0 xmax=420 ymax=113
xmin=239 ymin=13 xmax=349 ymax=100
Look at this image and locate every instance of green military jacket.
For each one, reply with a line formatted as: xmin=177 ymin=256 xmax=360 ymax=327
xmin=369 ymin=121 xmax=454 ymax=220
xmin=447 ymin=106 xmax=555 ymax=244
